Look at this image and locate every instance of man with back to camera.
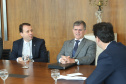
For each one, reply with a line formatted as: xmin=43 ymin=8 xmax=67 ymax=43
xmin=57 ymin=20 xmax=96 ymax=65
xmin=86 ymin=22 xmax=126 ymax=84
xmin=10 ymin=23 xmax=48 ymax=62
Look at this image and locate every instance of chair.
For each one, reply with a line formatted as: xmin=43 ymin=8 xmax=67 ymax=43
xmin=46 ymin=51 xmax=50 ymax=63
xmin=90 ymin=59 xmax=95 ymax=65
xmin=0 ymin=38 xmax=3 ymax=59
xmin=2 ymin=49 xmax=11 ymax=60
xmin=85 ymin=33 xmax=117 ymax=65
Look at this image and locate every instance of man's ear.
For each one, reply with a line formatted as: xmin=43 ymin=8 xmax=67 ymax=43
xmin=84 ymin=30 xmax=86 ymax=34
xmin=20 ymin=33 xmax=23 ymax=37
xmin=72 ymin=29 xmax=74 ymax=32
xmin=97 ymin=37 xmax=100 ymax=42
xmin=96 ymin=36 xmax=101 ymax=43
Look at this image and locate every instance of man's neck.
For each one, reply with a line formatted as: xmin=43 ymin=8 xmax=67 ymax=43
xmin=75 ymin=37 xmax=84 ymax=41
xmin=101 ymin=42 xmax=111 ymax=50
xmin=23 ymin=39 xmax=31 ymax=42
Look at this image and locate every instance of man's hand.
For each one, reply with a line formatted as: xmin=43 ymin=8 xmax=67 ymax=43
xmin=60 ymin=55 xmax=67 ymax=64
xmin=66 ymin=56 xmax=75 ymax=63
xmin=17 ymin=57 xmax=30 ymax=62
xmin=18 ymin=57 xmax=23 ymax=61
xmin=60 ymin=55 xmax=75 ymax=64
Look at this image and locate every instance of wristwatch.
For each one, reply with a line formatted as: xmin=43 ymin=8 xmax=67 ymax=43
xmin=75 ymin=59 xmax=79 ymax=63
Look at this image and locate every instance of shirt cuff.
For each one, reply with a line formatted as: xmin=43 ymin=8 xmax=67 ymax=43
xmin=75 ymin=59 xmax=79 ymax=65
xmin=31 ymin=59 xmax=34 ymax=62
xmin=58 ymin=58 xmax=62 ymax=63
xmin=16 ymin=58 xmax=19 ymax=62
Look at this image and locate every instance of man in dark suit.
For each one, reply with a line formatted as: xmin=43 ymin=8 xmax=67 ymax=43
xmin=57 ymin=20 xmax=96 ymax=65
xmin=10 ymin=23 xmax=48 ymax=62
xmin=86 ymin=22 xmax=126 ymax=84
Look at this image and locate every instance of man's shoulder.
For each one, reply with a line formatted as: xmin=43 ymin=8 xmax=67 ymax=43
xmin=33 ymin=37 xmax=44 ymax=41
xmin=64 ymin=38 xmax=96 ymax=44
xmin=13 ymin=38 xmax=23 ymax=43
xmin=84 ymin=38 xmax=96 ymax=44
xmin=33 ymin=37 xmax=45 ymax=44
xmin=64 ymin=39 xmax=74 ymax=43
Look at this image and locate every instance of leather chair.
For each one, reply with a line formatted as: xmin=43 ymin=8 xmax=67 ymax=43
xmin=2 ymin=49 xmax=11 ymax=60
xmin=90 ymin=59 xmax=95 ymax=65
xmin=46 ymin=51 xmax=50 ymax=63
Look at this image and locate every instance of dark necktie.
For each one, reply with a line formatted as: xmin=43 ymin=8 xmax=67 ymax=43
xmin=72 ymin=40 xmax=80 ymax=57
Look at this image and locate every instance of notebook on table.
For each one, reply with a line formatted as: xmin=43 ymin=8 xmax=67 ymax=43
xmin=48 ymin=63 xmax=76 ymax=69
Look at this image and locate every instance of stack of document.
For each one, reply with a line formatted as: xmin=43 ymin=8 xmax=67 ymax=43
xmin=58 ymin=73 xmax=87 ymax=80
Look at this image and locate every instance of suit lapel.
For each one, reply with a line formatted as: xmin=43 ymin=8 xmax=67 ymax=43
xmin=74 ymin=38 xmax=86 ymax=58
xmin=18 ymin=38 xmax=23 ymax=57
xmin=32 ymin=37 xmax=36 ymax=58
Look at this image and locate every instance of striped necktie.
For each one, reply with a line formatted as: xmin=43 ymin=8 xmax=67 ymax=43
xmin=72 ymin=40 xmax=80 ymax=57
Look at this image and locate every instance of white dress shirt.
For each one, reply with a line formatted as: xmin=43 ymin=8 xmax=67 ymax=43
xmin=17 ymin=40 xmax=33 ymax=62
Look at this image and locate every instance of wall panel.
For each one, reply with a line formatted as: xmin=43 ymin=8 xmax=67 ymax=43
xmin=2 ymin=0 xmax=126 ymax=63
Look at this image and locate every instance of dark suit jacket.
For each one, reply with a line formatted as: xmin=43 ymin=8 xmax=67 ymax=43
xmin=57 ymin=38 xmax=96 ymax=65
xmin=10 ymin=37 xmax=48 ymax=62
xmin=86 ymin=41 xmax=126 ymax=84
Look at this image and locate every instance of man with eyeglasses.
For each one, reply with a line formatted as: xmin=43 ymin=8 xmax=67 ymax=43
xmin=10 ymin=23 xmax=48 ymax=62
xmin=57 ymin=20 xmax=96 ymax=65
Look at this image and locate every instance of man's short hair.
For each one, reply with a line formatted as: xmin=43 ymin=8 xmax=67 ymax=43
xmin=73 ymin=20 xmax=86 ymax=30
xmin=19 ymin=23 xmax=31 ymax=33
xmin=93 ymin=22 xmax=114 ymax=43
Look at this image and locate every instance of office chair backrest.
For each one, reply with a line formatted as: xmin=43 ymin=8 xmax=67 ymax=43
xmin=46 ymin=51 xmax=50 ymax=63
xmin=2 ymin=49 xmax=11 ymax=60
xmin=90 ymin=59 xmax=95 ymax=65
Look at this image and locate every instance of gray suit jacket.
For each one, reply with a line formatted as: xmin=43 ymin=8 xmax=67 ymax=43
xmin=57 ymin=38 xmax=96 ymax=65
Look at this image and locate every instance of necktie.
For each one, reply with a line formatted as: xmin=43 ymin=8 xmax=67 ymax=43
xmin=72 ymin=40 xmax=80 ymax=57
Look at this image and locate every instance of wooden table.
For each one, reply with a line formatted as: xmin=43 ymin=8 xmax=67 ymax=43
xmin=0 ymin=60 xmax=96 ymax=84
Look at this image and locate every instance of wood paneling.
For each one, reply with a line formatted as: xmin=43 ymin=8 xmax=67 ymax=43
xmin=1 ymin=0 xmax=126 ymax=63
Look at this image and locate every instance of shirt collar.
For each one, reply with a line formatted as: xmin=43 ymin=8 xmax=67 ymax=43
xmin=74 ymin=38 xmax=84 ymax=42
xmin=105 ymin=41 xmax=112 ymax=49
xmin=23 ymin=40 xmax=32 ymax=44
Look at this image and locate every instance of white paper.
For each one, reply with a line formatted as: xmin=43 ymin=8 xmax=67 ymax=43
xmin=67 ymin=73 xmax=83 ymax=77
xmin=58 ymin=74 xmax=87 ymax=80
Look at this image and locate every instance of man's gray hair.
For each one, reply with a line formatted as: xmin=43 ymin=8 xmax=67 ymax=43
xmin=73 ymin=20 xmax=86 ymax=30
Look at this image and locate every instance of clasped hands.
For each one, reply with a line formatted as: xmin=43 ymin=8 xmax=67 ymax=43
xmin=60 ymin=55 xmax=75 ymax=64
xmin=17 ymin=57 xmax=31 ymax=62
